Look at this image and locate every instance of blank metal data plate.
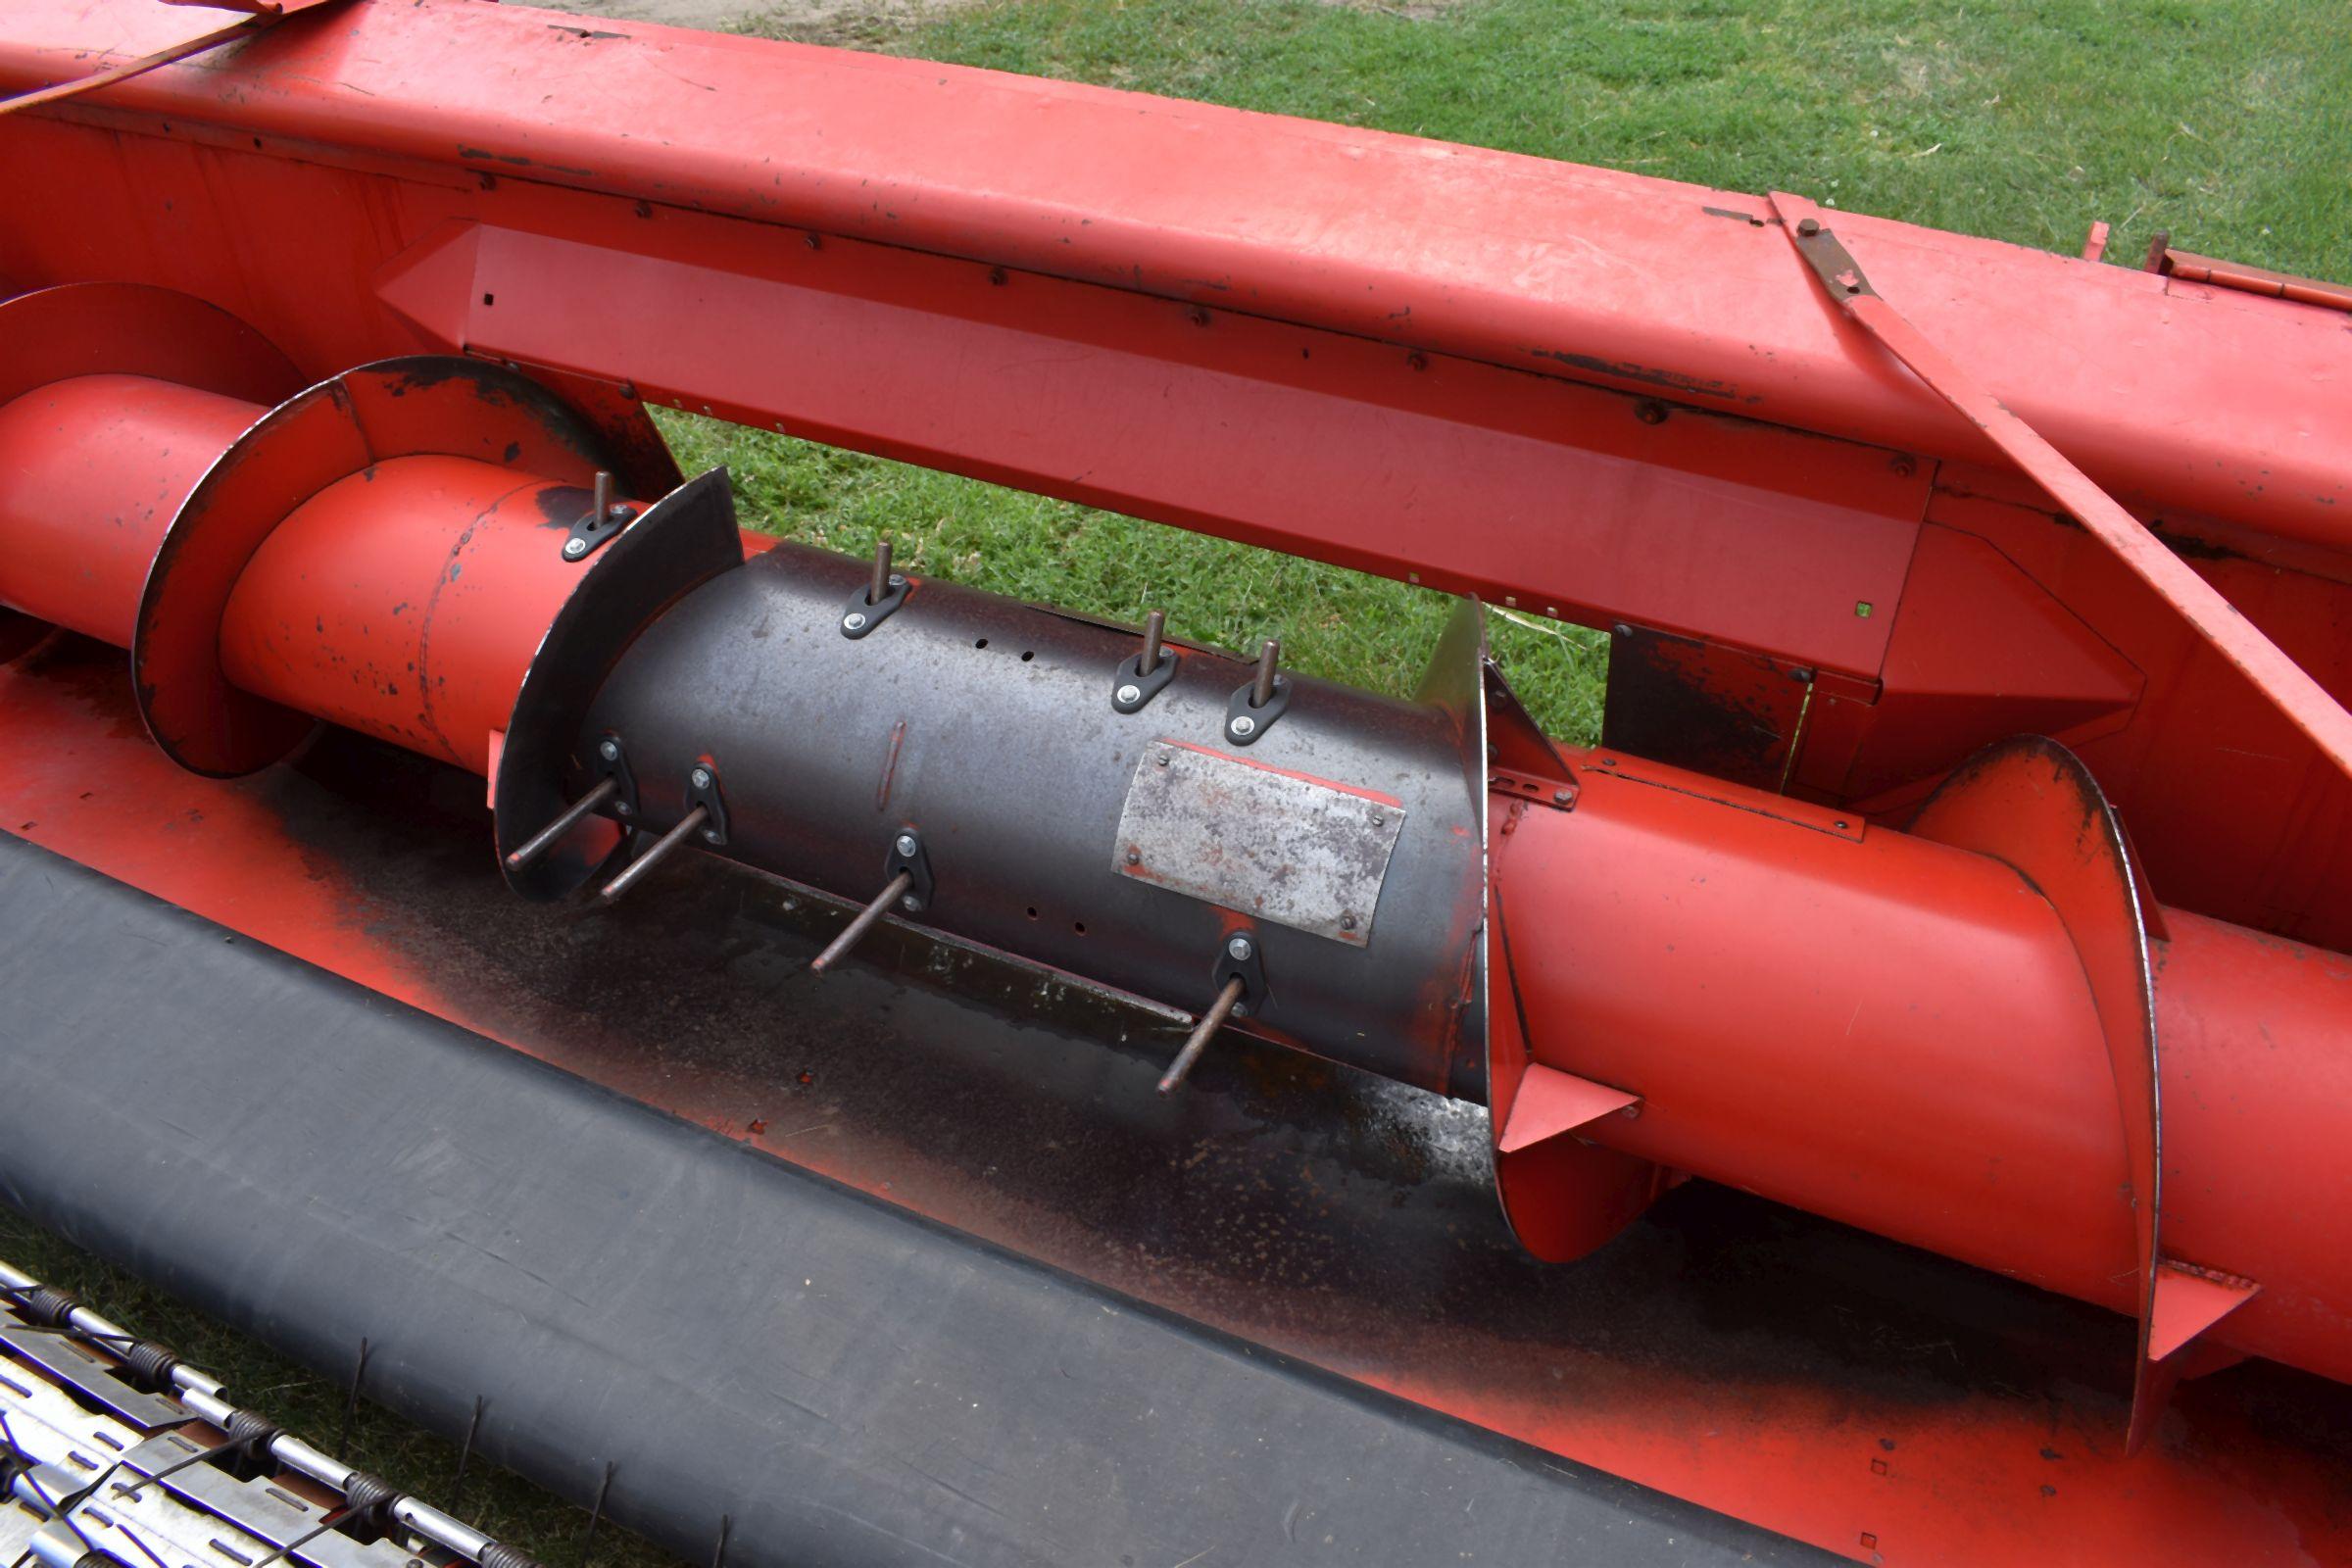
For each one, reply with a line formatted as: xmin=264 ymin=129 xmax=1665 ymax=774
xmin=1113 ymin=739 xmax=1406 ymax=946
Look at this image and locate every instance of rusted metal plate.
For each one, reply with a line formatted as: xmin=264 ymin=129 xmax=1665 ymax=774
xmin=1114 ymin=739 xmax=1405 ymax=946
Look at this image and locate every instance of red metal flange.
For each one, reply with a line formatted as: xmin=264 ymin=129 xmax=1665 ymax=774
xmin=133 ymin=357 xmax=667 ymax=776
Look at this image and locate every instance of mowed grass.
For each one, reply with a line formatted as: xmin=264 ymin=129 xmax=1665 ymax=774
xmin=10 ymin=2 xmax=2349 ymax=1563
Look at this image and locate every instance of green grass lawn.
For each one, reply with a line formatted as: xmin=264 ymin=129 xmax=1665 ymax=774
xmin=10 ymin=1 xmax=2348 ymax=1562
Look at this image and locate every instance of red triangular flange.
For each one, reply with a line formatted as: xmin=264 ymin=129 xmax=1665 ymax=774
xmin=1498 ymin=1063 xmax=1639 ymax=1155
xmin=2148 ymin=1260 xmax=2260 ymax=1363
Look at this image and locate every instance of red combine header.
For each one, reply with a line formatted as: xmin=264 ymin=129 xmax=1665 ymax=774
xmin=2 ymin=3 xmax=2348 ymax=1564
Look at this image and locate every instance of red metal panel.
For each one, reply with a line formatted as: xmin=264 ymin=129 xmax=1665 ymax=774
xmin=1 ymin=0 xmax=2343 ymax=547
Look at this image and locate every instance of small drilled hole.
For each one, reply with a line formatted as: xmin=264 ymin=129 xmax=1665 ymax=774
xmin=481 ymin=292 xmax=495 ymax=307
xmin=1025 ymin=906 xmax=1039 ymax=919
xmin=1072 ymin=920 xmax=1087 ymax=935
xmin=1020 ymin=650 xmax=1035 ymax=662
xmin=974 ymin=637 xmax=989 ymax=649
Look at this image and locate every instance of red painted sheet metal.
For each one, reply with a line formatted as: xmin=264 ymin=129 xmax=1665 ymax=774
xmin=0 ymin=0 xmax=2344 ymax=554
xmin=3 ymin=653 xmax=2350 ymax=1566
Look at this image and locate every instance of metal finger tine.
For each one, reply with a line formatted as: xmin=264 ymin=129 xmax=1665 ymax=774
xmin=809 ymin=869 xmax=914 ymax=974
xmin=1158 ymin=975 xmax=1247 ymax=1095
xmin=868 ymin=539 xmax=892 ymax=607
xmin=1250 ymin=638 xmax=1280 ymax=709
xmin=1141 ymin=609 xmax=1165 ymax=672
xmin=597 ymin=805 xmax=710 ymax=904
xmin=505 ymin=777 xmax=622 ymax=871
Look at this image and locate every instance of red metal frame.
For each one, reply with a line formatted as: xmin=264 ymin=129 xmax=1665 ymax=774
xmin=4 ymin=3 xmax=2351 ymax=1562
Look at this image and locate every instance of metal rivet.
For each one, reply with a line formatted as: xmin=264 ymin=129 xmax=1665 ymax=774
xmin=900 ymin=895 xmax=923 ymax=912
xmin=1125 ymin=847 xmax=1141 ymax=865
xmin=843 ymin=612 xmax=868 ymax=632
xmin=888 ymin=573 xmax=906 ymax=588
xmin=1368 ymin=811 xmax=1384 ymax=827
xmin=1836 ymin=820 xmax=1850 ymax=831
xmin=1340 ymin=913 xmax=1357 ymax=932
xmin=1552 ymin=789 xmax=1573 ymax=806
xmin=895 ymin=833 xmax=918 ymax=858
xmin=1226 ymin=935 xmax=1253 ymax=961
xmin=599 ymin=740 xmax=619 ymax=760
xmin=563 ymin=537 xmax=588 ymax=558
xmin=1116 ymin=683 xmax=1142 ymax=705
xmin=1154 ymin=753 xmax=1171 ymax=767
xmin=691 ymin=766 xmax=712 ymax=789
xmin=703 ymin=829 xmax=720 ymax=842
xmin=1229 ymin=714 xmax=1257 ymax=739
xmin=1620 ymin=1103 xmax=1642 ymax=1119
xmin=616 ymin=802 xmax=633 ymax=816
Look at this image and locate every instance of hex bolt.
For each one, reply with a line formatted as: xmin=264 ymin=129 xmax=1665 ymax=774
xmin=843 ymin=611 xmax=868 ymax=633
xmin=691 ymin=766 xmax=713 ymax=790
xmin=895 ymin=832 xmax=919 ymax=858
xmin=1797 ymin=217 xmax=1821 ymax=237
xmin=598 ymin=739 xmax=620 ymax=761
xmin=1117 ymin=683 xmax=1142 ymax=706
xmin=1226 ymin=934 xmax=1254 ymax=962
xmin=1229 ymin=714 xmax=1257 ymax=740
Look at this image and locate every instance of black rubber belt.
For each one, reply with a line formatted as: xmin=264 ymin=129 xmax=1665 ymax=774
xmin=0 ymin=833 xmax=1826 ymax=1567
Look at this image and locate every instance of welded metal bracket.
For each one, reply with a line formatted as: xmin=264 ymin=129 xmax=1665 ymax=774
xmin=1211 ymin=925 xmax=1268 ymax=1018
xmin=840 ymin=573 xmax=909 ymax=638
xmin=595 ymin=732 xmax=641 ymax=821
xmin=684 ymin=760 xmax=730 ymax=848
xmin=1111 ymin=648 xmax=1178 ymax=713
xmin=883 ymin=826 xmax=935 ymax=914
xmin=1222 ymin=674 xmax=1292 ymax=745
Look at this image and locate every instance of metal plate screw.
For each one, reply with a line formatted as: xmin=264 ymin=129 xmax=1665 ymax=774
xmin=843 ymin=611 xmax=868 ymax=632
xmin=1116 ymin=683 xmax=1142 ymax=705
xmin=1228 ymin=714 xmax=1256 ymax=739
xmin=563 ymin=537 xmax=589 ymax=559
xmin=1226 ymin=934 xmax=1253 ymax=961
xmin=895 ymin=833 xmax=919 ymax=858
xmin=599 ymin=740 xmax=619 ymax=761
xmin=691 ymin=766 xmax=712 ymax=789
xmin=1340 ymin=912 xmax=1357 ymax=932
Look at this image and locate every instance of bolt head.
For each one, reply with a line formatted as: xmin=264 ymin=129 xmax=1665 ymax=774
xmin=1340 ymin=912 xmax=1357 ymax=931
xmin=888 ymin=573 xmax=906 ymax=589
xmin=1228 ymin=714 xmax=1257 ymax=739
xmin=1154 ymin=753 xmax=1171 ymax=767
xmin=843 ymin=612 xmax=868 ymax=632
xmin=1368 ymin=811 xmax=1384 ymax=827
xmin=563 ymin=537 xmax=589 ymax=558
xmin=703 ymin=828 xmax=720 ymax=843
xmin=616 ymin=802 xmax=633 ymax=816
xmin=1231 ymin=1001 xmax=1250 ymax=1018
xmin=1125 ymin=847 xmax=1141 ymax=866
xmin=900 ymin=894 xmax=923 ymax=912
xmin=691 ymin=766 xmax=713 ymax=789
xmin=1797 ymin=217 xmax=1821 ymax=237
xmin=895 ymin=833 xmax=919 ymax=858
xmin=599 ymin=740 xmax=620 ymax=760
xmin=1116 ymin=683 xmax=1142 ymax=706
xmin=1226 ymin=934 xmax=1253 ymax=962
